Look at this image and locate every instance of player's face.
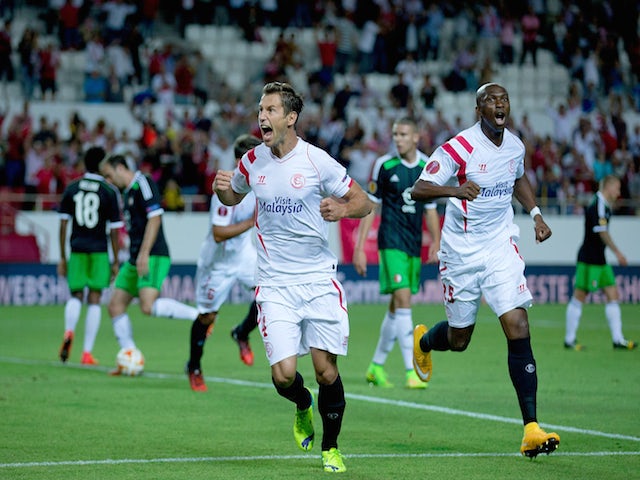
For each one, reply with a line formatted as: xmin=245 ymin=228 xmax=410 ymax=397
xmin=258 ymin=93 xmax=295 ymax=149
xmin=603 ymin=179 xmax=621 ymax=203
xmin=476 ymin=85 xmax=510 ymax=132
xmin=392 ymin=123 xmax=418 ymax=158
xmin=100 ymin=163 xmax=124 ymax=189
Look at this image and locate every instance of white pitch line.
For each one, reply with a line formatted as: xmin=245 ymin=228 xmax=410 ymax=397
xmin=2 ymin=356 xmax=640 ymax=444
xmin=2 ymin=451 xmax=640 ymax=469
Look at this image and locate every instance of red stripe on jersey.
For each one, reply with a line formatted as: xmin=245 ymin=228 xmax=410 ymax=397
xmin=247 ymin=148 xmax=257 ymax=163
xmin=257 ymin=232 xmax=268 ymax=257
xmin=442 ymin=142 xmax=468 ymax=218
xmin=454 ymin=135 xmax=473 ymax=154
xmin=442 ymin=142 xmax=467 ymax=184
xmin=238 ymin=160 xmax=250 ymax=185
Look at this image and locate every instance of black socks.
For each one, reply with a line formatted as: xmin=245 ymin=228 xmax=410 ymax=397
xmin=188 ymin=317 xmax=209 ymax=371
xmin=420 ymin=320 xmax=451 ymax=352
xmin=318 ymin=375 xmax=346 ymax=451
xmin=507 ymin=337 xmax=538 ymax=425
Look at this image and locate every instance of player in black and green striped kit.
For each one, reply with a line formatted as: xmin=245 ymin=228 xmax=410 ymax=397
xmin=99 ymin=155 xmax=201 ymax=374
xmin=565 ymin=174 xmax=636 ymax=350
xmin=58 ymin=146 xmax=123 ymax=365
xmin=353 ymin=117 xmax=441 ymax=388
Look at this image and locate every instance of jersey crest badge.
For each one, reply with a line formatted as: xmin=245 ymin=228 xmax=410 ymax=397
xmin=290 ymin=174 xmax=305 ymax=189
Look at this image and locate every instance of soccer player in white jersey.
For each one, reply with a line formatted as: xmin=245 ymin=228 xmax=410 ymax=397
xmin=186 ymin=134 xmax=262 ymax=392
xmin=213 ymin=82 xmax=374 ymax=473
xmin=410 ymin=83 xmax=561 ymax=458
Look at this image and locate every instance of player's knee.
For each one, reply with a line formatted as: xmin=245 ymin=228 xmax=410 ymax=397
xmin=272 ymin=371 xmax=296 ymax=388
xmin=140 ymin=304 xmax=153 ymax=315
xmin=107 ymin=301 xmax=125 ymax=318
xmin=450 ymin=339 xmax=470 ymax=352
xmin=197 ymin=312 xmax=216 ymax=325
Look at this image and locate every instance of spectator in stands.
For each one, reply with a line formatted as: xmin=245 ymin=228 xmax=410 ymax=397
xmin=389 ymin=72 xmax=411 ymax=109
xmin=173 ymin=53 xmax=194 ymax=105
xmin=547 ymin=100 xmax=581 ymax=150
xmin=357 ymin=17 xmax=379 ymax=74
xmin=573 ymin=116 xmax=602 ymax=173
xmin=38 ymin=42 xmax=60 ymax=100
xmin=333 ymin=8 xmax=358 ymax=74
xmin=520 ymin=5 xmax=541 ymax=66
xmin=18 ymin=28 xmax=39 ymax=101
xmin=343 ymin=135 xmax=377 ymax=188
xmin=395 ymin=52 xmax=420 ymax=92
xmin=121 ymin=24 xmax=144 ymax=85
xmin=84 ymin=31 xmax=106 ymax=78
xmin=151 ymin=62 xmax=177 ymax=109
xmin=499 ymin=11 xmax=516 ymax=65
xmin=420 ymin=2 xmax=444 ymax=60
xmin=476 ymin=2 xmax=500 ymax=66
xmin=105 ymin=37 xmax=134 ymax=93
xmin=59 ymin=0 xmax=81 ymax=50
xmin=192 ymin=50 xmax=215 ymax=106
xmin=0 ymin=18 xmax=14 ymax=99
xmin=315 ymin=24 xmax=337 ymax=88
xmin=140 ymin=0 xmax=160 ymax=39
xmin=101 ymin=0 xmax=137 ymax=45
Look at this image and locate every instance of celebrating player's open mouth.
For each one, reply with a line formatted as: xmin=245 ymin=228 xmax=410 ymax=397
xmin=260 ymin=125 xmax=273 ymax=143
xmin=495 ymin=111 xmax=507 ymax=126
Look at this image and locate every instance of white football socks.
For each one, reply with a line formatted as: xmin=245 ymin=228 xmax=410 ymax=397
xmin=112 ymin=313 xmax=135 ymax=350
xmin=152 ymin=298 xmax=198 ymax=320
xmin=371 ymin=310 xmax=396 ymax=365
xmin=83 ymin=304 xmax=101 ymax=353
xmin=565 ymin=296 xmax=582 ymax=345
xmin=395 ymin=308 xmax=414 ymax=370
xmin=64 ymin=297 xmax=82 ymax=333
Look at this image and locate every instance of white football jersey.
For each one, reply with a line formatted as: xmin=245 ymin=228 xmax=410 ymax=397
xmin=231 ymin=138 xmax=352 ymax=285
xmin=197 ymin=191 xmax=256 ymax=271
xmin=418 ymin=122 xmax=525 ymax=263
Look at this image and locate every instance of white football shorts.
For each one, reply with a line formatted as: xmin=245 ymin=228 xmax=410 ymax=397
xmin=439 ymin=236 xmax=533 ymax=328
xmin=255 ymin=279 xmax=350 ymax=366
xmin=195 ymin=262 xmax=255 ymax=313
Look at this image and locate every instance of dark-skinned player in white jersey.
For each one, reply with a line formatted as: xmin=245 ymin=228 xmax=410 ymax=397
xmin=410 ymin=83 xmax=560 ymax=458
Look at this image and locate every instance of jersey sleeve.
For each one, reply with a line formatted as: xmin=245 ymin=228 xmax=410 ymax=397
xmin=58 ymin=187 xmax=73 ymax=220
xmin=418 ymin=146 xmax=459 ymax=186
xmin=367 ymin=155 xmax=387 ymax=204
xmin=320 ymin=152 xmax=352 ymax=198
xmin=592 ymin=196 xmax=608 ymax=233
xmin=231 ymin=156 xmax=251 ymax=195
xmin=142 ymin=175 xmax=164 ymax=219
xmin=210 ymin=194 xmax=234 ymax=227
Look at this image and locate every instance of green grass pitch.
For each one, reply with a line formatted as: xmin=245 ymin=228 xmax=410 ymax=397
xmin=1 ymin=303 xmax=638 ymax=479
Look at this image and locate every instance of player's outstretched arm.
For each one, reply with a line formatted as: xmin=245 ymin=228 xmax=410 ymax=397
xmin=514 ymin=175 xmax=552 ymax=243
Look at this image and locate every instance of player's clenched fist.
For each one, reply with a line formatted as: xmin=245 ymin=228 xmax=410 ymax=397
xmin=456 ymin=180 xmax=481 ymax=200
xmin=213 ymin=170 xmax=233 ymax=193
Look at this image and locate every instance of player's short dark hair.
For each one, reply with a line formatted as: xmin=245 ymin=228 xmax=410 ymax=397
xmin=100 ymin=154 xmax=129 ymax=170
xmin=262 ymin=82 xmax=304 ymax=117
xmin=83 ymin=146 xmax=106 ymax=173
xmin=233 ymin=134 xmax=261 ymax=159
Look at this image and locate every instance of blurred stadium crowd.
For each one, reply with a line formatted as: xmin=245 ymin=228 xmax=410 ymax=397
xmin=0 ymin=0 xmax=639 ymax=215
